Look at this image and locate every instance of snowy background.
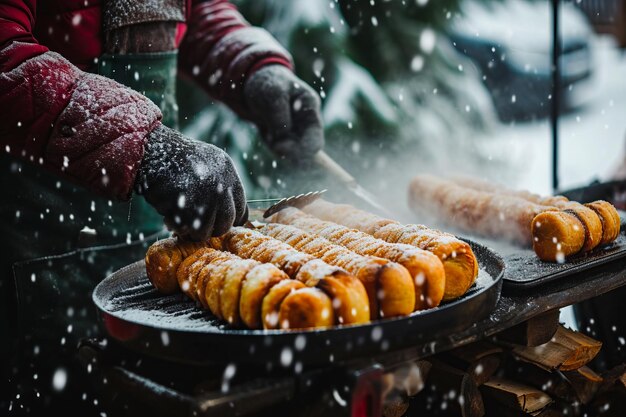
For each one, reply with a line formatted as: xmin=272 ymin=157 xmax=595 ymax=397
xmin=487 ymin=34 xmax=626 ymax=195
xmin=181 ymin=0 xmax=626 ymax=201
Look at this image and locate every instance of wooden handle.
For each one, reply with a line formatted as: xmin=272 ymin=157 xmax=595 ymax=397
xmin=314 ymin=150 xmax=393 ymax=216
xmin=313 ymin=151 xmax=358 ymax=187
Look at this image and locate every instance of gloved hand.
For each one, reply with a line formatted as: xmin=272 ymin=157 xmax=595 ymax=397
xmin=244 ymin=65 xmax=324 ymax=163
xmin=135 ymin=124 xmax=248 ymax=241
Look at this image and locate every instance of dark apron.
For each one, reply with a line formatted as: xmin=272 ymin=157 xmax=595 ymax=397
xmin=3 ymin=233 xmax=163 ymax=414
xmin=0 ymin=23 xmax=180 ymax=417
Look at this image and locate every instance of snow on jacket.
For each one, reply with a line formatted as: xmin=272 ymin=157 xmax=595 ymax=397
xmin=0 ymin=0 xmax=293 ymax=200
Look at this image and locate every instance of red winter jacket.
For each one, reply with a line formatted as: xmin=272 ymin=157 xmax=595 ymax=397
xmin=0 ymin=0 xmax=292 ymax=200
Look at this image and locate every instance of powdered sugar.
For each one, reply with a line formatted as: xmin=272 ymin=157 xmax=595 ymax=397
xmin=217 ymin=227 xmax=348 ymax=285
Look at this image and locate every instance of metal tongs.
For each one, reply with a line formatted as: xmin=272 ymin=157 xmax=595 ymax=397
xmin=246 ymin=190 xmax=327 ymax=220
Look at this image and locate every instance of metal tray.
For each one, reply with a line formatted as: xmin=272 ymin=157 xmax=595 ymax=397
xmin=92 ymin=240 xmax=504 ymax=368
xmin=458 ymin=180 xmax=626 ymax=292
xmin=501 ymin=217 xmax=626 ymax=291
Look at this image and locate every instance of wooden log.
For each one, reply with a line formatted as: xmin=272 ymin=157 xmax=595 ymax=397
xmin=531 ymin=401 xmax=581 ymax=417
xmin=418 ymin=359 xmax=485 ymax=417
xmin=589 ymin=364 xmax=626 ymax=417
xmin=596 ymin=363 xmax=626 ymax=393
xmin=480 ymin=377 xmax=552 ymax=415
xmin=531 ymin=407 xmax=561 ymax=417
xmin=478 ymin=401 xmax=571 ymax=417
xmin=438 ymin=341 xmax=503 ymax=386
xmin=503 ymin=358 xmax=577 ymax=403
xmin=561 ymin=366 xmax=602 ymax=404
xmin=510 ymin=326 xmax=602 ymax=372
xmin=495 ymin=310 xmax=560 ymax=347
xmin=504 ymin=358 xmax=601 ymax=405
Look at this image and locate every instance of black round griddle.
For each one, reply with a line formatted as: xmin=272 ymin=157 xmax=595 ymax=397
xmin=92 ymin=241 xmax=504 ymax=368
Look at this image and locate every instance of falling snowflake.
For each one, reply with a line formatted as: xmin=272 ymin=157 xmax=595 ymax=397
xmin=52 ymin=368 xmax=67 ymax=392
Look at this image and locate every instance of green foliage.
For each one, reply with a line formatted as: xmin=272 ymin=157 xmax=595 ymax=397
xmin=179 ymin=0 xmax=506 ymax=203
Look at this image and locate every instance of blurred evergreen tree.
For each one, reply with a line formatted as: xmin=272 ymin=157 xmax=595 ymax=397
xmin=178 ymin=0 xmax=505 ymax=210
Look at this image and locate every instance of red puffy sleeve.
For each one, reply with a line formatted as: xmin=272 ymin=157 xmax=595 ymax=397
xmin=0 ymin=0 xmax=162 ymax=200
xmin=0 ymin=0 xmax=48 ymax=70
xmin=179 ymin=0 xmax=294 ymax=119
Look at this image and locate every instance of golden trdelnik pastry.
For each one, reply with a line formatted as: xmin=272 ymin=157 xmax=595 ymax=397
xmin=209 ymin=226 xmax=370 ymax=325
xmin=450 ymin=175 xmax=620 ymax=248
xmin=145 ymin=237 xmax=334 ymax=330
xmin=145 ymin=238 xmax=206 ymax=294
xmin=267 ymin=207 xmax=446 ymax=310
xmin=302 ymin=199 xmax=478 ymax=302
xmin=408 ymin=174 xmax=621 ymax=262
xmin=259 ymin=223 xmax=416 ymax=319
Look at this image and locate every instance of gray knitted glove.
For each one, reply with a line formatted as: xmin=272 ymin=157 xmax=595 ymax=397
xmin=244 ymin=65 xmax=324 ymax=163
xmin=135 ymin=124 xmax=248 ymax=241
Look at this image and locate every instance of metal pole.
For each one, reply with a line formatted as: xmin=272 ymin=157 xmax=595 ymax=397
xmin=551 ymin=0 xmax=561 ymax=192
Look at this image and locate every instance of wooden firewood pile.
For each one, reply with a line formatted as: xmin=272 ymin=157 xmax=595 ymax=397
xmin=380 ymin=311 xmax=626 ymax=417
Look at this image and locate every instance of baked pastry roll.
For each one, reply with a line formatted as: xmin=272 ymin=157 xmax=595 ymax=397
xmin=408 ymin=175 xmax=588 ymax=262
xmin=450 ymin=175 xmax=608 ymax=252
xmin=302 ymin=199 xmax=478 ymax=301
xmin=267 ymin=207 xmax=445 ymax=309
xmin=260 ymin=223 xmax=416 ymax=319
xmin=585 ymin=201 xmax=621 ymax=244
xmin=210 ymin=227 xmax=370 ymax=325
xmin=145 ymin=238 xmax=334 ymax=330
xmin=145 ymin=238 xmax=205 ymax=294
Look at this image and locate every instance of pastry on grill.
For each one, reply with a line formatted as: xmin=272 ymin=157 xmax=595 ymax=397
xmin=145 ymin=238 xmax=334 ymax=330
xmin=267 ymin=207 xmax=445 ymax=309
xmin=558 ymin=203 xmax=602 ymax=252
xmin=212 ymin=257 xmax=259 ymax=324
xmin=453 ymin=175 xmax=621 ymax=248
xmin=262 ymin=280 xmax=307 ymax=328
xmin=408 ymin=175 xmax=587 ymax=262
xmin=302 ymin=199 xmax=478 ymax=301
xmin=408 ymin=174 xmax=560 ymax=246
xmin=585 ymin=200 xmax=621 ymax=244
xmin=144 ymin=238 xmax=205 ymax=294
xmin=530 ymin=211 xmax=586 ymax=262
xmin=210 ymin=227 xmax=370 ymax=325
xmin=450 ymin=175 xmax=568 ymax=205
xmin=450 ymin=175 xmax=606 ymax=252
xmin=276 ymin=287 xmax=334 ymax=330
xmin=260 ymin=223 xmax=416 ymax=319
xmin=177 ymin=248 xmax=219 ymax=302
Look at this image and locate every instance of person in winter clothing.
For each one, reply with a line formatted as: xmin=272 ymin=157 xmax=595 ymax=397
xmin=0 ymin=1 xmax=324 ymax=414
xmin=0 ymin=0 xmax=324 ymax=240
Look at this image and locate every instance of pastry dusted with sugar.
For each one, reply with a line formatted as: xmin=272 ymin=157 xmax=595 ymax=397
xmin=451 ymin=175 xmax=620 ymax=250
xmin=259 ymin=223 xmax=416 ymax=319
xmin=303 ymin=199 xmax=478 ymax=301
xmin=210 ymin=227 xmax=370 ymax=325
xmin=145 ymin=238 xmax=334 ymax=330
xmin=408 ymin=175 xmax=588 ymax=262
xmin=267 ymin=207 xmax=446 ymax=309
